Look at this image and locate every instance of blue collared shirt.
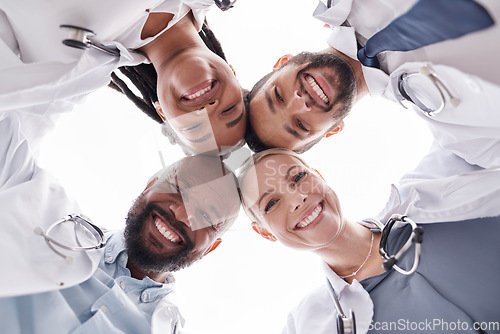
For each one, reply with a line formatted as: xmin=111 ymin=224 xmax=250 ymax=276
xmin=0 ymin=230 xmax=179 ymax=334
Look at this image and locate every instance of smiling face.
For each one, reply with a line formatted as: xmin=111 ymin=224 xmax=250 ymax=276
xmin=157 ymin=46 xmax=246 ymax=155
xmin=248 ymin=52 xmax=356 ymax=152
xmin=240 ymin=153 xmax=345 ymax=251
xmin=124 ymin=156 xmax=240 ymax=273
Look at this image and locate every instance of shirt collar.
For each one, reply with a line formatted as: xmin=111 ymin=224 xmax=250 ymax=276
xmin=104 ymin=229 xmax=127 ymax=265
xmin=322 ymin=262 xmax=374 ymax=334
xmin=313 ymin=0 xmax=353 ymax=27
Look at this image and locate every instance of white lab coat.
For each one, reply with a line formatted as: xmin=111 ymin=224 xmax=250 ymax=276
xmin=313 ymin=0 xmax=500 ymax=169
xmin=280 ymin=87 xmax=500 ymax=334
xmin=0 ymin=0 xmax=214 ymax=149
xmin=0 ymin=112 xmax=103 ymax=298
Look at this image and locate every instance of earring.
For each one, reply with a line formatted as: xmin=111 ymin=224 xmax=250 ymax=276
xmin=252 ymin=225 xmax=277 ymax=242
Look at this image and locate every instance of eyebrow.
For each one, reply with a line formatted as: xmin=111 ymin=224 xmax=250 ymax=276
xmin=265 ymin=89 xmax=277 ymax=114
xmin=226 ymin=109 xmax=244 ymax=128
xmin=285 ymin=125 xmax=303 ymax=140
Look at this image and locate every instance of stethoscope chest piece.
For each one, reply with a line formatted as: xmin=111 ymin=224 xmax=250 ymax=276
xmin=60 ymin=24 xmax=120 ymax=57
xmin=337 ymin=309 xmax=356 ymax=334
xmin=60 ymin=25 xmax=96 ymax=50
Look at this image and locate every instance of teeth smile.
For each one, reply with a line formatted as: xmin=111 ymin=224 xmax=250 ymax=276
xmin=185 ymin=86 xmax=212 ymax=100
xmin=155 ymin=217 xmax=181 ymax=244
xmin=296 ymin=203 xmax=323 ymax=229
xmin=306 ymin=75 xmax=329 ymax=104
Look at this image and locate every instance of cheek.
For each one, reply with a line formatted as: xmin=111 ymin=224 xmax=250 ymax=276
xmin=311 ymin=114 xmax=336 ymax=132
xmin=161 ymin=104 xmax=185 ymax=121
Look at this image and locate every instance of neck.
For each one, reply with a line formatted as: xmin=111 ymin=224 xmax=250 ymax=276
xmin=315 ymin=220 xmax=384 ymax=283
xmin=139 ymin=12 xmax=202 ymax=70
xmin=127 ymin=261 xmax=170 ymax=283
xmin=324 ymin=46 xmax=370 ymax=102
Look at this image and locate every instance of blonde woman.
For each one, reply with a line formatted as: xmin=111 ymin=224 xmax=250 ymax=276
xmin=238 ymin=147 xmax=500 ymax=334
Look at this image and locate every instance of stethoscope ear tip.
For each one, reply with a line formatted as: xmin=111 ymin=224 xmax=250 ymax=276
xmin=34 ymin=226 xmax=44 ymax=236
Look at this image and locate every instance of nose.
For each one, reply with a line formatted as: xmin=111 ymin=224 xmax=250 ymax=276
xmin=204 ymin=98 xmax=220 ymax=116
xmin=290 ymin=89 xmax=312 ymax=112
xmin=289 ymin=192 xmax=308 ymax=213
xmin=169 ymin=203 xmax=192 ymax=229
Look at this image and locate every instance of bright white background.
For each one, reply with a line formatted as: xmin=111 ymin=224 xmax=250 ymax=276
xmin=38 ymin=0 xmax=433 ymax=333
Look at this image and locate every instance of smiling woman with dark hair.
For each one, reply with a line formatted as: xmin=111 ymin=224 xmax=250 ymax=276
xmin=0 ymin=0 xmax=246 ymax=156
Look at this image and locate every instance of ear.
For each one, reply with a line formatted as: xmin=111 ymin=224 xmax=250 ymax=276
xmin=154 ymin=101 xmax=166 ymax=121
xmin=229 ymin=64 xmax=236 ymax=77
xmin=313 ymin=169 xmax=325 ymax=181
xmin=325 ymin=120 xmax=345 ymax=138
xmin=251 ymin=222 xmax=277 ymax=242
xmin=273 ymin=54 xmax=293 ymax=70
xmin=203 ymin=238 xmax=222 ymax=256
xmin=143 ymin=177 xmax=158 ymax=193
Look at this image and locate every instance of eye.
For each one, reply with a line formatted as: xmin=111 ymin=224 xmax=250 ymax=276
xmin=167 ymin=182 xmax=182 ymax=194
xmin=185 ymin=123 xmax=203 ymax=132
xmin=265 ymin=198 xmax=279 ymax=213
xmin=274 ymin=86 xmax=284 ymax=102
xmin=292 ymin=171 xmax=307 ymax=184
xmin=296 ymin=119 xmax=308 ymax=132
xmin=201 ymin=211 xmax=214 ymax=226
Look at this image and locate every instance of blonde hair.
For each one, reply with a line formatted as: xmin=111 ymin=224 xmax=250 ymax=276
xmin=237 ymin=148 xmax=312 ymax=224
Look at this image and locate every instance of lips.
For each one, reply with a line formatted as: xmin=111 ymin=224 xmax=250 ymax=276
xmin=294 ymin=202 xmax=324 ymax=230
xmin=151 ymin=211 xmax=185 ymax=247
xmin=304 ymin=74 xmax=330 ymax=105
xmin=181 ymin=80 xmax=218 ymax=107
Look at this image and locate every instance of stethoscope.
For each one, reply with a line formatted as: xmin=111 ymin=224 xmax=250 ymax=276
xmin=392 ymin=64 xmax=461 ymax=117
xmin=34 ymin=214 xmax=106 ymax=264
xmin=328 ymin=214 xmax=424 ymax=334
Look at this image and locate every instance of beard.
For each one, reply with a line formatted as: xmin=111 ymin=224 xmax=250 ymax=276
xmin=288 ymin=52 xmax=357 ymax=116
xmin=124 ymin=194 xmax=197 ymax=274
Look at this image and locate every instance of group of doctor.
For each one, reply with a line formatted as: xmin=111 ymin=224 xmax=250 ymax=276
xmin=1 ymin=0 xmax=500 ymax=333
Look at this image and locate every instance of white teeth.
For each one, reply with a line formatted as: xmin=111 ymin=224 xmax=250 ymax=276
xmin=306 ymin=75 xmax=329 ymax=104
xmin=186 ymin=86 xmax=211 ymax=100
xmin=297 ymin=204 xmax=323 ymax=229
xmin=155 ymin=218 xmax=179 ymax=243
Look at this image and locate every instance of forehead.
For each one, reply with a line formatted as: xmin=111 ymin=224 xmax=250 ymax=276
xmin=241 ymin=154 xmax=306 ymax=207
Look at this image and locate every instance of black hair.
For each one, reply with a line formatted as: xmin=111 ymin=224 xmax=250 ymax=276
xmin=243 ymin=71 xmax=274 ymax=153
xmin=108 ymin=19 xmax=227 ymax=126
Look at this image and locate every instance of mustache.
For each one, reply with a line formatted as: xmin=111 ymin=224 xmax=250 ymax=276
xmin=296 ymin=71 xmax=335 ymax=113
xmin=148 ymin=203 xmax=191 ymax=244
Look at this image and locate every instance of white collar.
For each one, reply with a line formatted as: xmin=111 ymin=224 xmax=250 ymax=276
xmin=322 ymin=262 xmax=374 ymax=334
